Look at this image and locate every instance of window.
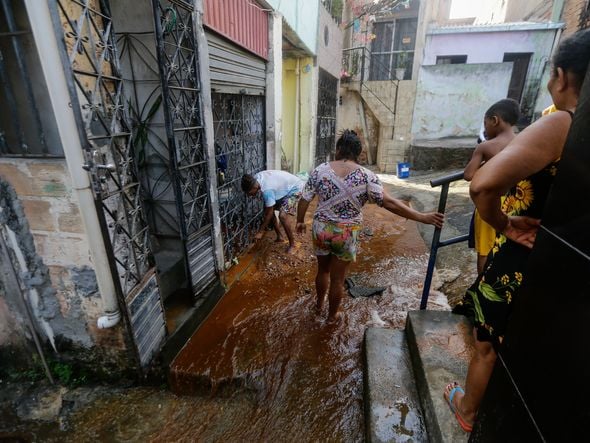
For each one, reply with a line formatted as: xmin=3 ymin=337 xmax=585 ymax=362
xmin=503 ymin=53 xmax=532 ymax=102
xmin=0 ymin=1 xmax=62 ymax=157
xmin=369 ymin=18 xmax=418 ymax=81
xmin=436 ymin=55 xmax=468 ymax=64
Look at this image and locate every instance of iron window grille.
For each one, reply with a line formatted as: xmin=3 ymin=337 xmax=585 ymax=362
xmin=213 ymin=92 xmax=266 ymax=269
xmin=315 ymin=69 xmax=338 ymax=166
xmin=0 ymin=1 xmax=62 ymax=157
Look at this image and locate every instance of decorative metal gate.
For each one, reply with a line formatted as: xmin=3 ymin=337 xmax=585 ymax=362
xmin=213 ymin=93 xmax=266 ymax=268
xmin=53 ymin=0 xmax=165 ymax=367
xmin=315 ymin=69 xmax=338 ymax=166
xmin=151 ymin=0 xmax=218 ymax=295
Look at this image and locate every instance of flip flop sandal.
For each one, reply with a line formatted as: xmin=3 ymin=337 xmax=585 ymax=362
xmin=445 ymin=384 xmax=474 ymax=432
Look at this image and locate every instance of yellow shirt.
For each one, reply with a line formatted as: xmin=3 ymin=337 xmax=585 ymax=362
xmin=542 ymin=104 xmax=557 ymax=116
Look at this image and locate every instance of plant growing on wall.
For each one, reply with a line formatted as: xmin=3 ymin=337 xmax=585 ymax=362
xmin=397 ymin=51 xmax=409 ymax=69
xmin=344 ymin=0 xmax=413 ymax=30
xmin=394 ymin=51 xmax=410 ymax=80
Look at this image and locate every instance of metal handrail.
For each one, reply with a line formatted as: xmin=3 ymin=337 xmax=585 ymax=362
xmin=342 ymin=46 xmax=399 ymax=116
xmin=420 ymin=171 xmax=469 ymax=309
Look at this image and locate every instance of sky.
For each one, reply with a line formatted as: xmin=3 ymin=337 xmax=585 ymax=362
xmin=450 ymin=0 xmax=484 ymax=19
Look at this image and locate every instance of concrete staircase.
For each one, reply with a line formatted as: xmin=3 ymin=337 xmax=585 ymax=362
xmin=360 ymin=81 xmax=397 ymax=128
xmin=364 ymin=310 xmax=474 ymax=442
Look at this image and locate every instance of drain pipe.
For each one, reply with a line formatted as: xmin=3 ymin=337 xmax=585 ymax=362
xmin=293 ymin=58 xmax=301 ymax=173
xmin=24 ymin=0 xmax=120 ymax=328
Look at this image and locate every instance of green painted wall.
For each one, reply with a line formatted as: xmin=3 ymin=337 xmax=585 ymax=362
xmin=281 ymin=57 xmax=316 ymax=173
xmin=282 ymin=58 xmax=297 ymax=171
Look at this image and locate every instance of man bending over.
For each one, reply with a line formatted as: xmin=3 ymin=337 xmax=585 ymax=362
xmin=242 ymin=170 xmax=304 ymax=253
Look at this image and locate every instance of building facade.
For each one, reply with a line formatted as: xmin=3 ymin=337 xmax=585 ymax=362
xmin=0 ymin=0 xmax=335 ymax=377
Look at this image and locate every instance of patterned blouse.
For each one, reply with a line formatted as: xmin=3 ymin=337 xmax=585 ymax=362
xmin=301 ymin=162 xmax=384 ymax=225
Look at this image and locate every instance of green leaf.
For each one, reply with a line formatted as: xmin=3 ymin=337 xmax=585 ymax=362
xmin=479 ymin=282 xmax=504 ymax=302
xmin=146 ymin=94 xmax=163 ymax=121
xmin=467 ymin=289 xmax=485 ymax=324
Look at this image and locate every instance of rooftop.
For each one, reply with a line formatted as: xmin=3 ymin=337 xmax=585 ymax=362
xmin=428 ymin=21 xmax=564 ymax=35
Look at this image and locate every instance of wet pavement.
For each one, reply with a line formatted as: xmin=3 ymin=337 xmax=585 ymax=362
xmin=1 ymin=174 xmax=473 ymax=442
xmin=167 ymin=198 xmax=450 ymax=441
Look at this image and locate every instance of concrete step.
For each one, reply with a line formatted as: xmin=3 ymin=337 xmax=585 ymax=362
xmin=405 ymin=310 xmax=474 ymax=443
xmin=410 ymin=138 xmax=475 ymax=170
xmin=363 ymin=328 xmax=427 ymax=443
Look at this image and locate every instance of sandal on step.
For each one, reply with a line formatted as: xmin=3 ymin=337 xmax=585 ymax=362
xmin=445 ymin=384 xmax=473 ymax=432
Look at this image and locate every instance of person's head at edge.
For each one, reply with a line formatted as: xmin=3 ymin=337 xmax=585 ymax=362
xmin=549 ymin=28 xmax=590 ymax=109
xmin=335 ymin=129 xmax=362 ymax=162
xmin=241 ymin=174 xmax=260 ymax=197
xmin=483 ymin=98 xmax=521 ymax=140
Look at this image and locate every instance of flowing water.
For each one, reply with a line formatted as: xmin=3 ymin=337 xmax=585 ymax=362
xmin=4 ymin=205 xmax=448 ymax=442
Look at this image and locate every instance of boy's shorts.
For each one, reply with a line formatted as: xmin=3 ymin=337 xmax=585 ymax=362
xmin=274 ymin=191 xmax=301 ymax=216
xmin=312 ymin=220 xmax=361 ymax=262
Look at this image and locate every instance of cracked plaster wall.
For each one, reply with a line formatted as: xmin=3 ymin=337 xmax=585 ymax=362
xmin=0 ymin=159 xmax=128 ymax=366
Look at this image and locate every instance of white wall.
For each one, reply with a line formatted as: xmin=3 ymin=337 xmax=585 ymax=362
xmin=317 ymin=6 xmax=343 ymax=79
xmin=412 ymin=63 xmax=513 ymax=139
xmin=266 ymin=0 xmax=319 ymax=54
xmin=422 ymin=29 xmax=555 ymax=65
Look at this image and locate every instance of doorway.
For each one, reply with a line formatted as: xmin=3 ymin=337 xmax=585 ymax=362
xmin=503 ymin=52 xmax=532 ymax=103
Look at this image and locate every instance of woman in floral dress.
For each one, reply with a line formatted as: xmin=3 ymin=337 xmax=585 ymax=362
xmin=296 ymin=130 xmax=443 ymax=323
xmin=445 ymin=29 xmax=590 ymax=432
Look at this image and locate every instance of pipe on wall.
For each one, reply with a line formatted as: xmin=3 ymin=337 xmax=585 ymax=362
xmin=23 ymin=0 xmax=120 ymax=329
xmin=293 ymin=58 xmax=301 ymax=174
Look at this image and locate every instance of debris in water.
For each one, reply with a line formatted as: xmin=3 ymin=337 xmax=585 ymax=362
xmin=370 ymin=310 xmax=386 ymax=327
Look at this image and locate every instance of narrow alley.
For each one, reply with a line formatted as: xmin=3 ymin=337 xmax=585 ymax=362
xmin=2 ymin=182 xmax=451 ymax=441
xmin=2 ymin=0 xmax=590 ymax=441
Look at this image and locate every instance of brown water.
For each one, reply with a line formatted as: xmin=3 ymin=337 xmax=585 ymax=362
xmin=5 ymin=205 xmax=434 ymax=442
xmin=169 ymin=205 xmax=431 ymax=441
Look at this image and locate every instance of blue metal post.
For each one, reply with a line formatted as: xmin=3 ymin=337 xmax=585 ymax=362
xmin=419 ymin=171 xmax=466 ymax=309
xmin=420 ymin=182 xmax=449 ymax=309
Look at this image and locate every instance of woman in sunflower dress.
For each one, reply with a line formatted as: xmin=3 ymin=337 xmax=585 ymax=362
xmin=444 ymin=29 xmax=590 ymax=433
xmin=454 ymin=171 xmax=557 ymax=342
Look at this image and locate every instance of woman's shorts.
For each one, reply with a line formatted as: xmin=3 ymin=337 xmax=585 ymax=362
xmin=274 ymin=191 xmax=301 ymax=216
xmin=312 ymin=220 xmax=361 ymax=262
xmin=474 ymin=209 xmax=496 ymax=256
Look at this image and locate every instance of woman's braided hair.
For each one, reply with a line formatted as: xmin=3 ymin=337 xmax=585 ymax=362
xmin=336 ymin=129 xmax=362 ymax=161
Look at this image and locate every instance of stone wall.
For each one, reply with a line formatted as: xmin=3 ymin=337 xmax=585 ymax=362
xmin=562 ymin=0 xmax=588 ymax=36
xmin=0 ymin=158 xmax=131 ymax=373
xmin=381 ymin=80 xmax=417 ymax=172
xmin=336 ymin=87 xmax=380 ymax=166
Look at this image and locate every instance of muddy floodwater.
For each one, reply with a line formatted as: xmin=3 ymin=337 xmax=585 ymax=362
xmin=3 ymin=203 xmax=450 ymax=442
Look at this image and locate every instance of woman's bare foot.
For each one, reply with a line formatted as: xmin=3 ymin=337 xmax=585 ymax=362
xmin=326 ymin=311 xmax=342 ymax=325
xmin=286 ymin=244 xmax=296 ymax=254
xmin=275 ymin=235 xmax=285 ymax=243
xmin=443 ymin=382 xmax=474 ymax=430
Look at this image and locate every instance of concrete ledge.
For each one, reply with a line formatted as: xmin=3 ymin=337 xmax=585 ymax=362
xmin=410 ymin=138 xmax=475 ymax=170
xmin=405 ymin=310 xmax=474 ymax=443
xmin=364 ymin=328 xmax=427 ymax=443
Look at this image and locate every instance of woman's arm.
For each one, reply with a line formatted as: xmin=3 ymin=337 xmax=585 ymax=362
xmin=382 ymin=191 xmax=444 ymax=228
xmin=470 ymin=111 xmax=571 ymax=232
xmin=296 ymin=197 xmax=312 ymax=233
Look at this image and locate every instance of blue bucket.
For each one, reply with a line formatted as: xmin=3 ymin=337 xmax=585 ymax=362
xmin=397 ymin=162 xmax=410 ymax=179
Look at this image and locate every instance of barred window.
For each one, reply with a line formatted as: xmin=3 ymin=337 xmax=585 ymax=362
xmin=0 ymin=1 xmax=63 ymax=157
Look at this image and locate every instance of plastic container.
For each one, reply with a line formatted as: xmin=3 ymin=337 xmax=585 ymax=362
xmin=397 ymin=162 xmax=410 ymax=179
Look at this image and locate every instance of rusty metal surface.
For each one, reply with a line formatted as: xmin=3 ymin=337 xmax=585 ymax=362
xmin=203 ymin=0 xmax=268 ymax=60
